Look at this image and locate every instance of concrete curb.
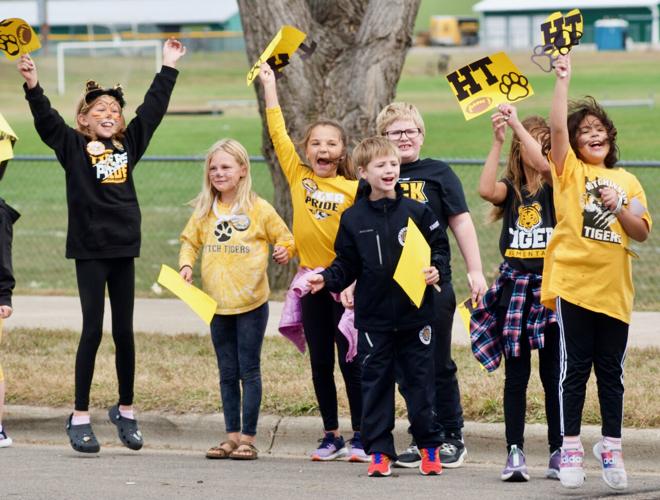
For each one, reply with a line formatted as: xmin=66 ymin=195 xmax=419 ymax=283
xmin=5 ymin=405 xmax=659 ymax=472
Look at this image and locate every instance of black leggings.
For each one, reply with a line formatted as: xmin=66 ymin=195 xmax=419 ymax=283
xmin=301 ymin=289 xmax=362 ymax=431
xmin=74 ymin=258 xmax=135 ymax=411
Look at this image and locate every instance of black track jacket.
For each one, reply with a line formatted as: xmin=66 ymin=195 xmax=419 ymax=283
xmin=321 ymin=184 xmax=449 ymax=332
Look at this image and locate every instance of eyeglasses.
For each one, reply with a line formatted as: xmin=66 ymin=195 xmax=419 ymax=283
xmin=384 ymin=128 xmax=422 ymax=141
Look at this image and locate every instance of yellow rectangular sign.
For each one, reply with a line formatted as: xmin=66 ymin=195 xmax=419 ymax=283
xmin=0 ymin=18 xmax=41 ymax=60
xmin=0 ymin=112 xmax=17 ymax=165
xmin=246 ymin=25 xmax=307 ymax=85
xmin=446 ymin=51 xmax=534 ymax=121
xmin=393 ymin=218 xmax=430 ymax=309
xmin=157 ymin=264 xmax=218 ymax=325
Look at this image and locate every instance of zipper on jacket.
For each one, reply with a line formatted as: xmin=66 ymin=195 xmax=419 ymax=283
xmin=375 ymin=234 xmax=383 ymax=266
xmin=382 ymin=203 xmax=399 ymax=332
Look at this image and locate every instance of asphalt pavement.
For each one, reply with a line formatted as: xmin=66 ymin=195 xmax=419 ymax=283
xmin=1 ymin=295 xmax=659 ymax=499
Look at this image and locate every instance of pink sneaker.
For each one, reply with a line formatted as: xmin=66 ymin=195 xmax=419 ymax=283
xmin=593 ymin=440 xmax=627 ymax=490
xmin=559 ymin=447 xmax=585 ymax=488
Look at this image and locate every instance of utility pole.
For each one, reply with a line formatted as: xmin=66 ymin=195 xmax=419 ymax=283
xmin=37 ymin=0 xmax=49 ymax=54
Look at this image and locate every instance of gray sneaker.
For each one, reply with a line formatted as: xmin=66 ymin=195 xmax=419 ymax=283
xmin=394 ymin=440 xmax=421 ymax=468
xmin=501 ymin=445 xmax=530 ymax=482
xmin=440 ymin=433 xmax=467 ymax=469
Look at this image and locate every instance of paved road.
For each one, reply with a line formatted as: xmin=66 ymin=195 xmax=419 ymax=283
xmin=6 ymin=295 xmax=660 ymax=347
xmin=2 ymin=444 xmax=660 ymax=500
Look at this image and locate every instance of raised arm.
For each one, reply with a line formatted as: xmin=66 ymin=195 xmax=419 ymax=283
xmin=258 ymin=62 xmax=280 ymax=109
xmin=550 ymin=54 xmax=571 ymax=176
xmin=500 ymin=104 xmax=552 ymax=185
xmin=17 ymin=54 xmax=38 ymax=89
xmin=478 ymin=109 xmax=508 ymax=204
xmin=258 ymin=62 xmax=301 ymax=182
xmin=18 ymin=54 xmax=77 ymax=161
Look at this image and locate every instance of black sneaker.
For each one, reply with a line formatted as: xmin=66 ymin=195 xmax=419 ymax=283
xmin=440 ymin=433 xmax=467 ymax=469
xmin=394 ymin=440 xmax=421 ymax=468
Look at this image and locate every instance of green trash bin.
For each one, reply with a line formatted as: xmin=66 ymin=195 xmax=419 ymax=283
xmin=594 ymin=19 xmax=628 ymax=51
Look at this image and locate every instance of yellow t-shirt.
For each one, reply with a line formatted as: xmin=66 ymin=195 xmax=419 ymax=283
xmin=541 ymin=148 xmax=652 ymax=324
xmin=179 ymin=196 xmax=295 ymax=315
xmin=266 ymin=106 xmax=358 ymax=268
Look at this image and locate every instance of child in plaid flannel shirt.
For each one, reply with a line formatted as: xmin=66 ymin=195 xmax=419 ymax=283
xmin=471 ymin=104 xmax=560 ymax=483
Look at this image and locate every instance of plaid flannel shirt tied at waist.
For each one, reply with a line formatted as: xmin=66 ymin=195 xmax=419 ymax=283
xmin=469 ymin=261 xmax=556 ymax=372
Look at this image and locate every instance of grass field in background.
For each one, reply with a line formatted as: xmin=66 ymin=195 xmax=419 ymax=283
xmin=4 ymin=328 xmax=660 ymax=428
xmin=0 ymin=49 xmax=658 ymax=306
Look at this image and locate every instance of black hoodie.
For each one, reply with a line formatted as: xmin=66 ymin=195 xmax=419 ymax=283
xmin=321 ymin=184 xmax=449 ymax=332
xmin=0 ymin=198 xmax=19 ymax=307
xmin=24 ymin=66 xmax=178 ymax=259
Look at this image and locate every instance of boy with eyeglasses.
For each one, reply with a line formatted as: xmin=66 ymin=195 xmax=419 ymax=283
xmin=372 ymin=102 xmax=489 ymax=469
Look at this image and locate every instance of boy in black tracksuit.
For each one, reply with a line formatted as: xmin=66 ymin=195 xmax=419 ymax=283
xmin=308 ymin=137 xmax=449 ymax=477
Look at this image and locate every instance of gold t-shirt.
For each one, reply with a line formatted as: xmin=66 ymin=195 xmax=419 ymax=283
xmin=541 ymin=148 xmax=652 ymax=324
xmin=266 ymin=106 xmax=358 ymax=268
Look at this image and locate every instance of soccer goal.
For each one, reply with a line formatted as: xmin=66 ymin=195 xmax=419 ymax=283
xmin=56 ymin=40 xmax=162 ymax=95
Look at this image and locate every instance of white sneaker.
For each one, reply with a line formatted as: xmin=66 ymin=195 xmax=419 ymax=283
xmin=593 ymin=440 xmax=628 ymax=490
xmin=559 ymin=447 xmax=585 ymax=488
xmin=0 ymin=429 xmax=12 ymax=448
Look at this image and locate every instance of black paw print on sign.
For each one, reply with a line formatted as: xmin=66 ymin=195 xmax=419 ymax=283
xmin=0 ymin=34 xmax=19 ymax=56
xmin=499 ymin=72 xmax=530 ymax=102
xmin=215 ymin=220 xmax=233 ymax=242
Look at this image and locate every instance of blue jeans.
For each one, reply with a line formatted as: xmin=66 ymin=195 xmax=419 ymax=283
xmin=210 ymin=302 xmax=268 ymax=436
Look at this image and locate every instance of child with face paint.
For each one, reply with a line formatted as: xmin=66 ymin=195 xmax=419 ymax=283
xmin=179 ymin=138 xmax=294 ymax=461
xmin=17 ymin=38 xmax=186 ymax=454
xmin=545 ymin=54 xmax=652 ymax=491
xmin=257 ymin=63 xmax=366 ymax=463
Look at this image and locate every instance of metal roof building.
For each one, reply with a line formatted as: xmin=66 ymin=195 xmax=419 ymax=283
xmin=473 ymin=0 xmax=660 ymax=48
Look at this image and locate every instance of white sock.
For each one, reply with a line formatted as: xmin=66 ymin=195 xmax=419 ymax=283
xmin=71 ymin=414 xmax=91 ymax=426
xmin=603 ymin=436 xmax=622 ymax=450
xmin=562 ymin=436 xmax=582 ymax=450
xmin=119 ymin=408 xmax=135 ymax=420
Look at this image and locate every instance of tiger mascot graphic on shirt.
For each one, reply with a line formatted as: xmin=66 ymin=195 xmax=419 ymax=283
xmin=516 ymin=202 xmax=542 ymax=232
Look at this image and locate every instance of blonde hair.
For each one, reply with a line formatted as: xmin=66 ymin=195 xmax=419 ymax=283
xmin=297 ymin=119 xmax=356 ymax=180
xmin=190 ymin=138 xmax=257 ymax=218
xmin=376 ymin=102 xmax=426 ymax=137
xmin=490 ymin=116 xmax=550 ymax=222
xmin=75 ymin=94 xmax=126 ymax=141
xmin=352 ymin=136 xmax=400 ymax=170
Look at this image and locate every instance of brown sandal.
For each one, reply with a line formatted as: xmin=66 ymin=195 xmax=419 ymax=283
xmin=229 ymin=441 xmax=258 ymax=460
xmin=206 ymin=439 xmax=238 ymax=459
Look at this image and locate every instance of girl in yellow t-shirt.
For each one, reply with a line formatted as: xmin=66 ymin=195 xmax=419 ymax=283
xmin=179 ymin=139 xmax=294 ymax=461
xmin=545 ymin=55 xmax=652 ymax=492
xmin=258 ymin=63 xmax=367 ymax=463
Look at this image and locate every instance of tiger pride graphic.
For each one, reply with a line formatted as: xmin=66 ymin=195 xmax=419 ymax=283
xmin=505 ymin=202 xmax=553 ymax=258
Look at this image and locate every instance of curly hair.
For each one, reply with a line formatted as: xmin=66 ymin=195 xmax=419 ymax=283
xmin=567 ymin=96 xmax=618 ymax=168
xmin=297 ymin=119 xmax=356 ymax=180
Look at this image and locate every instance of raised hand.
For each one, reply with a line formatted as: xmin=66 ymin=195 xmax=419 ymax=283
xmin=554 ymin=53 xmax=571 ymax=80
xmin=17 ymin=54 xmax=38 ymax=89
xmin=163 ymin=38 xmax=186 ymax=68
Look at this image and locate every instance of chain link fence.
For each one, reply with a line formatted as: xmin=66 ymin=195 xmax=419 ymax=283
xmin=3 ymin=157 xmax=658 ymax=310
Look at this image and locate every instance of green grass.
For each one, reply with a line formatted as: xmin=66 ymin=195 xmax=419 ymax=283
xmin=0 ymin=50 xmax=658 ymax=307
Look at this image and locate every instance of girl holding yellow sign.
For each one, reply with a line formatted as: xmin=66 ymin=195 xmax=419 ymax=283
xmin=543 ymin=54 xmax=651 ymax=491
xmin=472 ymin=104 xmax=560 ymax=483
xmin=179 ymin=138 xmax=294 ymax=461
xmin=258 ymin=63 xmax=367 ymax=463
xmin=17 ymin=38 xmax=186 ymax=454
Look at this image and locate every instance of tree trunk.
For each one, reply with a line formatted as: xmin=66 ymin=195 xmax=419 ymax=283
xmin=238 ymin=0 xmax=421 ymax=288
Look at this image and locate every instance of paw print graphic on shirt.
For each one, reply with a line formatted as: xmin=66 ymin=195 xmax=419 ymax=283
xmin=215 ymin=220 xmax=233 ymax=242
